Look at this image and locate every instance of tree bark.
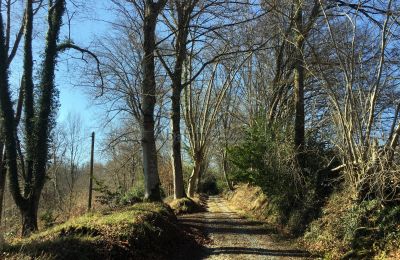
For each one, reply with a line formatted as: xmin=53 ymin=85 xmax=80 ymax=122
xmin=171 ymin=91 xmax=186 ymax=198
xmin=187 ymin=162 xmax=200 ymax=197
xmin=222 ymin=150 xmax=233 ymax=191
xmin=167 ymin=1 xmax=196 ymax=199
xmin=141 ymin=1 xmax=167 ymax=201
xmin=0 ymin=145 xmax=5 ymax=226
xmin=187 ymin=151 xmax=202 ymax=197
xmin=294 ymin=0 xmax=305 ymax=167
xmin=20 ymin=197 xmax=39 ymax=237
xmin=196 ymin=160 xmax=206 ymax=193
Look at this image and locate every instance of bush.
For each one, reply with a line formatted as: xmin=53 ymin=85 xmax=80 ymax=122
xmin=94 ymin=179 xmax=145 ymax=208
xmin=228 ymin=119 xmax=335 ymax=234
xmin=40 ymin=210 xmax=57 ymax=229
xmin=94 ymin=178 xmax=168 ymax=208
xmin=120 ymin=187 xmax=145 ymax=205
xmin=303 ymin=189 xmax=400 ymax=259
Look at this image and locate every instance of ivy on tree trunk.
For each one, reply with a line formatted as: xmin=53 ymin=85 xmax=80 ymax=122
xmin=0 ymin=0 xmax=66 ymax=236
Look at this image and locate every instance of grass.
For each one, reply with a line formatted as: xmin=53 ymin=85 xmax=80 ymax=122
xmin=168 ymin=195 xmax=207 ymax=215
xmin=2 ymin=202 xmax=190 ymax=260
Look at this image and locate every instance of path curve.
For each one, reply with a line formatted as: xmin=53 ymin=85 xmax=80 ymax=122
xmin=179 ymin=196 xmax=312 ymax=260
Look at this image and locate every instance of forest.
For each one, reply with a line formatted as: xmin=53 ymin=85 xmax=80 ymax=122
xmin=0 ymin=0 xmax=400 ymax=259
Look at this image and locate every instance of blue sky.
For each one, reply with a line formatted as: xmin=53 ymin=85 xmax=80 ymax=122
xmin=57 ymin=1 xmax=112 ymax=130
xmin=7 ymin=0 xmax=117 ymax=162
xmin=56 ymin=0 xmax=117 ymax=161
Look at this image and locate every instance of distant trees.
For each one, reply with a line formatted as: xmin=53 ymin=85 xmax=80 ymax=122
xmin=48 ymin=113 xmax=85 ymax=217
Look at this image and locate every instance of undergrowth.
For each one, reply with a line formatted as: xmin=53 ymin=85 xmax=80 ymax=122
xmin=303 ymin=188 xmax=400 ymax=259
xmin=168 ymin=196 xmax=206 ymax=215
xmin=2 ymin=202 xmax=194 ymax=259
xmin=228 ymin=120 xmax=336 ymax=235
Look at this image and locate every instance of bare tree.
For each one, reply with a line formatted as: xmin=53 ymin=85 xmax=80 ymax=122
xmin=184 ymin=52 xmax=251 ymax=197
xmin=158 ymin=0 xmax=199 ymax=199
xmin=136 ymin=0 xmax=168 ymax=201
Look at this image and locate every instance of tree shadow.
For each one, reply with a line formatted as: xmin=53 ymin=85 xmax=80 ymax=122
xmin=208 ymin=246 xmax=313 ymax=258
xmin=178 ymin=200 xmax=315 ymax=259
xmin=180 ymin=218 xmax=265 ymax=227
xmin=179 ymin=215 xmax=279 ymax=235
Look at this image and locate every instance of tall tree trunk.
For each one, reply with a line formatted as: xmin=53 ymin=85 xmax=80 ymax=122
xmin=22 ymin=0 xmax=35 ymax=196
xmin=168 ymin=1 xmax=194 ymax=199
xmin=171 ymin=90 xmax=186 ymax=199
xmin=140 ymin=1 xmax=167 ymax=201
xmin=0 ymin=145 xmax=5 ymax=226
xmin=187 ymin=151 xmax=202 ymax=197
xmin=196 ymin=160 xmax=206 ymax=193
xmin=0 ymin=0 xmax=66 ymax=236
xmin=187 ymin=161 xmax=201 ymax=197
xmin=21 ymin=197 xmax=38 ymax=237
xmin=222 ymin=150 xmax=233 ymax=191
xmin=294 ymin=0 xmax=305 ymax=167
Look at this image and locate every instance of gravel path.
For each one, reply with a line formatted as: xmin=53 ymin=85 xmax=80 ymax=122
xmin=179 ymin=196 xmax=313 ymax=260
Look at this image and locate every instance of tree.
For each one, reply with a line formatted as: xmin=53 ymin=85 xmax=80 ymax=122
xmin=0 ymin=0 xmax=67 ymax=236
xmin=0 ymin=0 xmax=38 ymax=231
xmin=184 ymin=52 xmax=250 ymax=197
xmin=0 ymin=0 xmax=99 ymax=236
xmin=292 ymin=0 xmax=320 ymax=167
xmin=0 ymin=143 xmax=5 ymax=227
xmin=313 ymin=0 xmax=399 ymax=199
xmin=137 ymin=0 xmax=168 ymax=201
xmin=158 ymin=0 xmax=199 ymax=199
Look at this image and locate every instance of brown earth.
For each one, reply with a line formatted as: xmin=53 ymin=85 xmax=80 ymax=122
xmin=179 ymin=196 xmax=315 ymax=260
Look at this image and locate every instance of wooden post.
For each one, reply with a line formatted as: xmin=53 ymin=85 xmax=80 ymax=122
xmin=88 ymin=132 xmax=95 ymax=211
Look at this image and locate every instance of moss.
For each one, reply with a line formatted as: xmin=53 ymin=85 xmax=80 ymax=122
xmin=169 ymin=197 xmax=205 ymax=215
xmin=3 ymin=202 xmax=188 ymax=259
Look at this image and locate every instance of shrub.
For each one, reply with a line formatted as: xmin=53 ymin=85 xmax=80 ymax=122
xmin=303 ymin=188 xmax=400 ymax=259
xmin=120 ymin=187 xmax=145 ymax=205
xmin=228 ymin=119 xmax=335 ymax=234
xmin=40 ymin=210 xmax=57 ymax=229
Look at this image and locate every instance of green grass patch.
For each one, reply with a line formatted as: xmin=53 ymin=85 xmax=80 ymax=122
xmin=2 ymin=203 xmax=189 ymax=259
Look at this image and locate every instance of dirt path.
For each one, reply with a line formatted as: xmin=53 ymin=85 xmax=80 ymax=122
xmin=179 ymin=196 xmax=313 ymax=260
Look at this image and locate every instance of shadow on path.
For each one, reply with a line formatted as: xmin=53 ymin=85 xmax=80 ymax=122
xmin=178 ymin=196 xmax=314 ymax=259
xmin=209 ymin=247 xmax=311 ymax=257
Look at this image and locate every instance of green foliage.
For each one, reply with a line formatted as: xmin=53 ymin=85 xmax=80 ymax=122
xmin=304 ymin=190 xmax=400 ymax=258
xmin=94 ymin=179 xmax=144 ymax=208
xmin=228 ymin=121 xmax=296 ymax=220
xmin=94 ymin=177 xmax=166 ymax=208
xmin=39 ymin=210 xmax=57 ymax=229
xmin=228 ymin=119 xmax=333 ymax=234
xmin=120 ymin=186 xmax=145 ymax=205
xmin=93 ymin=179 xmax=121 ymax=207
